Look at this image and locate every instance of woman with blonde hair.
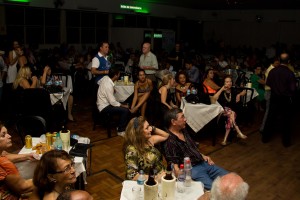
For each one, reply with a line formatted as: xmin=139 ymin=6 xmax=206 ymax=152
xmin=123 ymin=116 xmax=169 ymax=180
xmin=13 ymin=66 xmax=38 ymax=90
xmin=159 ymin=73 xmax=177 ymax=113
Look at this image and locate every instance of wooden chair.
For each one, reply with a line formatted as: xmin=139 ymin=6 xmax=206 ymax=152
xmin=235 ymin=87 xmax=256 ymax=125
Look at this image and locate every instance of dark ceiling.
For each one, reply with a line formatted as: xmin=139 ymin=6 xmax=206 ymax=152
xmin=141 ymin=0 xmax=300 ymax=10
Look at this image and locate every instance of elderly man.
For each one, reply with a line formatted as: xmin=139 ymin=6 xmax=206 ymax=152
xmin=91 ymin=41 xmax=111 ymax=85
xmin=97 ymin=68 xmax=130 ymax=136
xmin=57 ymin=190 xmax=93 ymax=200
xmin=138 ymin=42 xmax=158 ymax=82
xmin=163 ymin=108 xmax=228 ymax=190
xmin=198 ymin=173 xmax=249 ymax=200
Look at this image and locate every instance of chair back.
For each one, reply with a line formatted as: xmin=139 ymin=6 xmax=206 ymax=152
xmin=16 ymin=115 xmax=47 ymax=144
xmin=237 ymin=87 xmax=254 ymax=107
xmin=21 ymin=88 xmax=52 ymax=122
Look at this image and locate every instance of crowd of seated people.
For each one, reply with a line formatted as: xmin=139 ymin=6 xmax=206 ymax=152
xmin=1 ymin=39 xmax=300 ymax=200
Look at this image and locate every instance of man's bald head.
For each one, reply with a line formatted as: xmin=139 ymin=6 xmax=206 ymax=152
xmin=280 ymin=53 xmax=289 ymax=64
xmin=211 ymin=173 xmax=249 ymax=200
xmin=57 ymin=190 xmax=93 ymax=200
xmin=70 ymin=190 xmax=93 ymax=200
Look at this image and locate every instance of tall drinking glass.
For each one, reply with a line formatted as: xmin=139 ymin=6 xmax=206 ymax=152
xmin=60 ymin=130 xmax=70 ymax=151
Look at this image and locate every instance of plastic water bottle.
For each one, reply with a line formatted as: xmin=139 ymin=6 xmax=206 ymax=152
xmin=137 ymin=170 xmax=145 ymax=185
xmin=184 ymin=157 xmax=192 ymax=187
xmin=187 ymin=89 xmax=191 ymax=96
xmin=55 ymin=132 xmax=63 ymax=150
xmin=177 ymin=164 xmax=186 ymax=193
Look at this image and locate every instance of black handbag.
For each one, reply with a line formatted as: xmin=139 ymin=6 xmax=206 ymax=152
xmin=69 ymin=143 xmax=91 ymax=157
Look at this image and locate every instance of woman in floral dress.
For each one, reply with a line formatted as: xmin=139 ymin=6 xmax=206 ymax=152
xmin=123 ymin=116 xmax=169 ymax=180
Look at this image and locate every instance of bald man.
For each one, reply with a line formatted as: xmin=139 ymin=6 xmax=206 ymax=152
xmin=138 ymin=42 xmax=158 ymax=82
xmin=57 ymin=190 xmax=93 ymax=200
xmin=262 ymin=53 xmax=296 ymax=147
xmin=198 ymin=173 xmax=249 ymax=200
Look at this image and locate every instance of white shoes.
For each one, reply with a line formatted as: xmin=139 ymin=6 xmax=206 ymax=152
xmin=117 ymin=131 xmax=125 ymax=137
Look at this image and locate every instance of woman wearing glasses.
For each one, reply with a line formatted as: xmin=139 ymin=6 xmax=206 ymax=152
xmin=29 ymin=150 xmax=76 ymax=200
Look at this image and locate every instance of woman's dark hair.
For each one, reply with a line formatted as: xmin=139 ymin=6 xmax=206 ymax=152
xmin=204 ymin=68 xmax=214 ymax=78
xmin=0 ymin=121 xmax=5 ymax=131
xmin=33 ymin=150 xmax=73 ymax=198
xmin=175 ymin=70 xmax=188 ymax=83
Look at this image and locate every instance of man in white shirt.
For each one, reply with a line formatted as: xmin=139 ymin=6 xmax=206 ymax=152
xmin=97 ymin=68 xmax=130 ymax=136
xmin=139 ymin=42 xmax=158 ymax=82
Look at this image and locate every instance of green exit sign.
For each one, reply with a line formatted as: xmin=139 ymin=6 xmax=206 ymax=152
xmin=154 ymin=33 xmax=162 ymax=38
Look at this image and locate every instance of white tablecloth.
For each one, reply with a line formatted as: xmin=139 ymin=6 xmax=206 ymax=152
xmin=18 ymin=137 xmax=85 ymax=181
xmin=114 ymin=81 xmax=134 ymax=102
xmin=180 ymin=98 xmax=224 ymax=133
xmin=49 ymin=75 xmax=73 ymax=110
xmin=121 ymin=180 xmax=204 ymax=200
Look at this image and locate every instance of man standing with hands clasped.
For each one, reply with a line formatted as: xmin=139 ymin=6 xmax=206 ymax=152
xmin=163 ymin=108 xmax=228 ymax=190
xmin=139 ymin=42 xmax=158 ymax=82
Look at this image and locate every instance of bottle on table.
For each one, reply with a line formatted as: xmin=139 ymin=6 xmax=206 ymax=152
xmin=177 ymin=164 xmax=186 ymax=193
xmin=187 ymin=89 xmax=191 ymax=96
xmin=164 ymin=162 xmax=174 ymax=180
xmin=55 ymin=132 xmax=63 ymax=150
xmin=184 ymin=157 xmax=192 ymax=187
xmin=145 ymin=166 xmax=156 ymax=186
xmin=137 ymin=170 xmax=145 ymax=185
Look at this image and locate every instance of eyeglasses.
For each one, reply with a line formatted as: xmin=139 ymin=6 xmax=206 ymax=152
xmin=54 ymin=162 xmax=75 ymax=174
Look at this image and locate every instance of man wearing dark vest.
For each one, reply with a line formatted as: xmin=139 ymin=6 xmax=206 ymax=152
xmin=91 ymin=41 xmax=111 ymax=85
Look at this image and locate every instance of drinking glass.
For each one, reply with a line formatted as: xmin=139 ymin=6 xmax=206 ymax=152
xmin=60 ymin=131 xmax=70 ymax=151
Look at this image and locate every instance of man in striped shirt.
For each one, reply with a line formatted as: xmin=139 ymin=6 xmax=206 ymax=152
xmin=163 ymin=108 xmax=228 ymax=190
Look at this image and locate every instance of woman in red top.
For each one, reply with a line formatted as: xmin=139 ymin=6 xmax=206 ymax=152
xmin=203 ymin=68 xmax=220 ymax=94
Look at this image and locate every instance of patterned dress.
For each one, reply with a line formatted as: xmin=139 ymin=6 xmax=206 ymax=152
xmin=124 ymin=145 xmax=164 ymax=180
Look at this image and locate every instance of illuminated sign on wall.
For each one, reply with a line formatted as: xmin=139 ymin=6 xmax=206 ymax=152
xmin=120 ymin=4 xmax=149 ymax=14
xmin=120 ymin=4 xmax=142 ymax=10
xmin=153 ymin=33 xmax=162 ymax=38
xmin=5 ymin=0 xmax=30 ymax=2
